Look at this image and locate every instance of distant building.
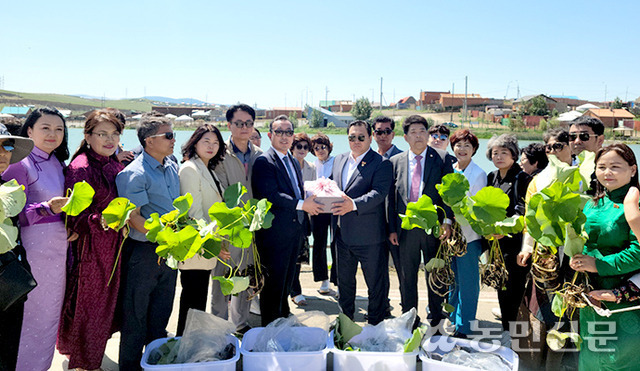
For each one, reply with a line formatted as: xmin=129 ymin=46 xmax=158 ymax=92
xmin=396 ymin=96 xmax=416 ymax=109
xmin=583 ymin=108 xmax=635 ymax=128
xmin=419 ymin=91 xmax=449 ymax=106
xmin=0 ymin=106 xmax=32 ymax=118
xmin=512 ymin=94 xmax=558 ymax=113
xmin=439 ymin=93 xmax=493 ymax=109
xmin=266 ymin=107 xmax=303 ymax=120
xmin=306 ymin=107 xmax=354 ymax=128
xmin=152 ymin=105 xmax=216 ymax=117
xmin=320 ymin=100 xmax=353 ymax=113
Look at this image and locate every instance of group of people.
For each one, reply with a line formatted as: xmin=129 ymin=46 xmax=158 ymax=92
xmin=0 ymin=103 xmax=638 ymax=370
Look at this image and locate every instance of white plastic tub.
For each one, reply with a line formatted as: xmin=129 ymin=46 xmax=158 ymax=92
xmin=140 ymin=335 xmax=240 ymax=370
xmin=329 ymin=330 xmax=419 ymax=371
xmin=420 ymin=335 xmax=519 ymax=371
xmin=240 ymin=326 xmax=329 ymax=371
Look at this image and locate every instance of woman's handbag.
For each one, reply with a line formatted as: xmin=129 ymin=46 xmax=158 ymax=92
xmin=0 ymin=249 xmax=37 ymax=312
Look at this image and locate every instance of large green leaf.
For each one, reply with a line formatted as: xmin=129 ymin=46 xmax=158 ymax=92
xmin=144 ymin=213 xmax=163 ymax=243
xmin=551 ymin=293 xmax=565 ymax=318
xmin=400 ymin=194 xmax=440 ymax=235
xmin=200 ymin=235 xmax=223 ymax=258
xmin=102 ymin=197 xmax=136 ymax=231
xmin=563 ymin=224 xmax=587 ymax=258
xmin=0 ymin=180 xmax=26 ymax=220
xmin=334 ymin=313 xmax=363 ymax=350
xmin=403 ymin=327 xmax=424 ymax=353
xmin=224 ymin=182 xmax=247 ymax=209
xmin=209 ymin=202 xmax=253 ymax=248
xmin=155 ymin=225 xmax=202 ymax=261
xmin=212 ymin=276 xmax=234 ymax=296
xmin=249 ymin=199 xmax=273 ymax=232
xmin=230 ymin=276 xmax=250 ymax=295
xmin=496 ymin=215 xmax=524 ymax=235
xmin=61 ymin=181 xmax=95 ymax=216
xmin=468 ymin=186 xmax=509 ymax=225
xmin=172 ymin=193 xmax=193 ymax=219
xmin=436 ymin=173 xmax=469 ymax=208
xmin=0 ymin=219 xmax=19 ymax=253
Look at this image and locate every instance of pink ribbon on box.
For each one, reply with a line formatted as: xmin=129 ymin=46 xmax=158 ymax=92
xmin=304 ymin=177 xmax=344 ymax=197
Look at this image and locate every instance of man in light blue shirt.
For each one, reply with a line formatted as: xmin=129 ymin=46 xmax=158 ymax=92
xmin=116 ymin=112 xmax=180 ymax=370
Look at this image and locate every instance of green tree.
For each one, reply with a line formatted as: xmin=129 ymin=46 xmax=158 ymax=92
xmin=612 ymin=97 xmax=624 ymax=109
xmin=351 ymin=97 xmax=373 ymax=120
xmin=308 ymin=108 xmax=324 ymax=128
xmin=524 ymin=96 xmax=550 ymax=116
xmin=288 ymin=111 xmax=299 ymax=128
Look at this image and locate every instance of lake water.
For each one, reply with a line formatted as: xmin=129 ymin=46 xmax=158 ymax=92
xmin=66 ymin=128 xmax=640 ymax=175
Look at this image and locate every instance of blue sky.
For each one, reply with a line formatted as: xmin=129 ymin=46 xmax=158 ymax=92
xmin=1 ymin=0 xmax=638 ymax=108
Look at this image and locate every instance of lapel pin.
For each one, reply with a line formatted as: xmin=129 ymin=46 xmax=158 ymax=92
xmin=361 ymin=161 xmax=367 ymax=167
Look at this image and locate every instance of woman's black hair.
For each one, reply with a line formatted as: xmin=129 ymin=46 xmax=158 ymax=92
xmin=20 ymin=107 xmax=69 ymax=162
xmin=593 ymin=143 xmax=640 ymax=203
xmin=181 ymin=123 xmax=226 ymax=170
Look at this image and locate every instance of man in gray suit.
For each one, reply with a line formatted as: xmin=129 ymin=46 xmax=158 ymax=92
xmin=331 ymin=120 xmax=393 ymax=325
xmin=388 ymin=115 xmax=453 ymax=328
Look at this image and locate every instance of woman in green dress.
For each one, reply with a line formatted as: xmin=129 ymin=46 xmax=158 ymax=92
xmin=570 ymin=143 xmax=640 ymax=370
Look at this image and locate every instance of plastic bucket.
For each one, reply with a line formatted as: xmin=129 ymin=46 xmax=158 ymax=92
xmin=420 ymin=335 xmax=519 ymax=370
xmin=329 ymin=330 xmax=418 ymax=371
xmin=140 ymin=334 xmax=240 ymax=370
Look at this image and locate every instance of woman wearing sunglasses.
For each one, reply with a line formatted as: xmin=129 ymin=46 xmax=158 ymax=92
xmin=57 ymin=109 xmax=126 ymax=371
xmin=2 ymin=107 xmax=71 ymax=370
xmin=516 ymin=128 xmax=577 ymax=369
xmin=309 ymin=133 xmax=337 ymax=295
xmin=289 ymin=133 xmax=316 ymax=306
xmin=427 ymin=124 xmax=457 ymax=165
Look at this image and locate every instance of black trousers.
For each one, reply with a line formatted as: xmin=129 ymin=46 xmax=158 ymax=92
xmin=311 ymin=213 xmax=337 ymax=283
xmin=118 ymin=239 xmax=177 ymax=371
xmin=382 ymin=241 xmax=403 ymax=310
xmin=0 ymin=300 xmax=24 ymax=371
xmin=177 ymin=269 xmax=212 ymax=336
xmin=335 ymin=228 xmax=387 ymax=325
xmin=497 ymin=235 xmax=530 ymax=332
xmin=258 ymin=223 xmax=303 ymax=326
xmin=398 ymin=228 xmax=444 ymax=326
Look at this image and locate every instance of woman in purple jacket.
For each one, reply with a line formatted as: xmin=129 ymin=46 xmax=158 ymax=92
xmin=3 ymin=107 xmax=70 ymax=371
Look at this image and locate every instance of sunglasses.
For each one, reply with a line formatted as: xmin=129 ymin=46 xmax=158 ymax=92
xmin=545 ymin=142 xmax=567 ymax=152
xmin=569 ymin=132 xmax=597 ymax=141
xmin=232 ymin=120 xmax=254 ymax=128
xmin=0 ymin=140 xmax=14 ymax=152
xmin=149 ymin=131 xmax=175 ymax=140
xmin=272 ymin=129 xmax=294 ymax=137
xmin=348 ymin=134 xmax=367 ymax=142
xmin=430 ymin=133 xmax=448 ymax=141
xmin=295 ymin=144 xmax=309 ymax=151
xmin=314 ymin=144 xmax=328 ymax=151
xmin=374 ymin=128 xmax=393 ymax=136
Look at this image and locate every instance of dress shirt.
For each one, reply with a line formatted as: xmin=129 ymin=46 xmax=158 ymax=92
xmin=407 ymin=149 xmax=452 ymax=225
xmin=341 ymin=149 xmax=370 ymax=210
xmin=273 ymin=148 xmax=304 ymax=210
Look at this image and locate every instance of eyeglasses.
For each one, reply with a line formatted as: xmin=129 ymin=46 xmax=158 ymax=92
xmin=272 ymin=129 xmax=294 ymax=137
xmin=430 ymin=133 xmax=448 ymax=141
xmin=92 ymin=132 xmax=121 ymax=141
xmin=374 ymin=128 xmax=393 ymax=136
xmin=294 ymin=144 xmax=309 ymax=151
xmin=232 ymin=120 xmax=254 ymax=128
xmin=0 ymin=141 xmax=14 ymax=152
xmin=314 ymin=144 xmax=328 ymax=151
xmin=149 ymin=131 xmax=175 ymax=140
xmin=545 ymin=142 xmax=567 ymax=152
xmin=348 ymin=134 xmax=367 ymax=142
xmin=569 ymin=132 xmax=597 ymax=141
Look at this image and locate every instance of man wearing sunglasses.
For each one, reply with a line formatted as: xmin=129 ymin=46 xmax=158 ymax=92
xmin=388 ymin=115 xmax=454 ymax=330
xmin=252 ymin=115 xmax=323 ymax=326
xmin=212 ymin=103 xmax=263 ymax=333
xmin=569 ymin=116 xmax=605 ymax=194
xmin=115 ymin=112 xmax=180 ymax=369
xmin=331 ymin=120 xmax=393 ymax=325
xmin=373 ymin=116 xmax=402 ymax=159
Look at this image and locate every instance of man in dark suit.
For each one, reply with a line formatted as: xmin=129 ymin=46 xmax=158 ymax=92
xmin=252 ymin=115 xmax=323 ymax=326
xmin=331 ymin=120 xmax=393 ymax=325
xmin=388 ymin=115 xmax=454 ymax=328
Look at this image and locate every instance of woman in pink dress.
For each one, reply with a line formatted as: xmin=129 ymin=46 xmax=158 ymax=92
xmin=2 ymin=107 xmax=70 ymax=371
xmin=57 ymin=110 xmax=125 ymax=370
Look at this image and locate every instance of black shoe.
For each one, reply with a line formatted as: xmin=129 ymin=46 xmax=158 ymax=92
xmin=452 ymin=331 xmax=468 ymax=339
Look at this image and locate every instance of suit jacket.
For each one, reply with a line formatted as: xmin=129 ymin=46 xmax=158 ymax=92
xmin=331 ymin=149 xmax=392 ymax=246
xmin=178 ymin=156 xmax=223 ymax=270
xmin=388 ymin=147 xmax=454 ymax=235
xmin=252 ymin=147 xmax=309 ymax=242
xmin=383 ymin=144 xmax=403 ymax=159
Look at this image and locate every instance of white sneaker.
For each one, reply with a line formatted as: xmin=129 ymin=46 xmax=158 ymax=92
xmin=250 ymin=297 xmax=261 ymax=315
xmin=318 ymin=280 xmax=331 ymax=295
xmin=492 ymin=307 xmax=502 ymax=320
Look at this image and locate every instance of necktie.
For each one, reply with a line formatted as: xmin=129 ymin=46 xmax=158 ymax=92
xmin=283 ymin=156 xmax=302 ymax=199
xmin=410 ymin=155 xmax=423 ymax=202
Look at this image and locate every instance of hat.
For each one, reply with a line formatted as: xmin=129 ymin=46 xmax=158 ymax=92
xmin=0 ymin=124 xmax=34 ymax=164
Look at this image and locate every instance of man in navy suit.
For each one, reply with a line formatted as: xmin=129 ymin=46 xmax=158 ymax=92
xmin=331 ymin=120 xmax=393 ymax=325
xmin=388 ymin=115 xmax=453 ymax=328
xmin=252 ymin=115 xmax=323 ymax=326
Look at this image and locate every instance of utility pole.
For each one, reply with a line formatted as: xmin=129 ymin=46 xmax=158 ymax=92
xmin=463 ymin=75 xmax=468 ymax=123
xmin=380 ymin=77 xmax=383 ymax=111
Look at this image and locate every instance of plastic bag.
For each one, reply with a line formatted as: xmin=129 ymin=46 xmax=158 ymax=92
xmin=347 ymin=308 xmax=416 ymax=352
xmin=251 ymin=311 xmax=329 ymax=352
xmin=175 ymin=309 xmax=236 ymax=363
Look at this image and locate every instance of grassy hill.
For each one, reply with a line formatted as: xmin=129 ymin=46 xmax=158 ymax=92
xmin=0 ymin=89 xmax=153 ymax=115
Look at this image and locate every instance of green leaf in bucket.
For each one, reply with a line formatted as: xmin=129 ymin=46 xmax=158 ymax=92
xmin=102 ymin=197 xmax=136 ymax=231
xmin=61 ymin=181 xmax=95 ymax=216
xmin=404 ymin=327 xmax=425 ymax=353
